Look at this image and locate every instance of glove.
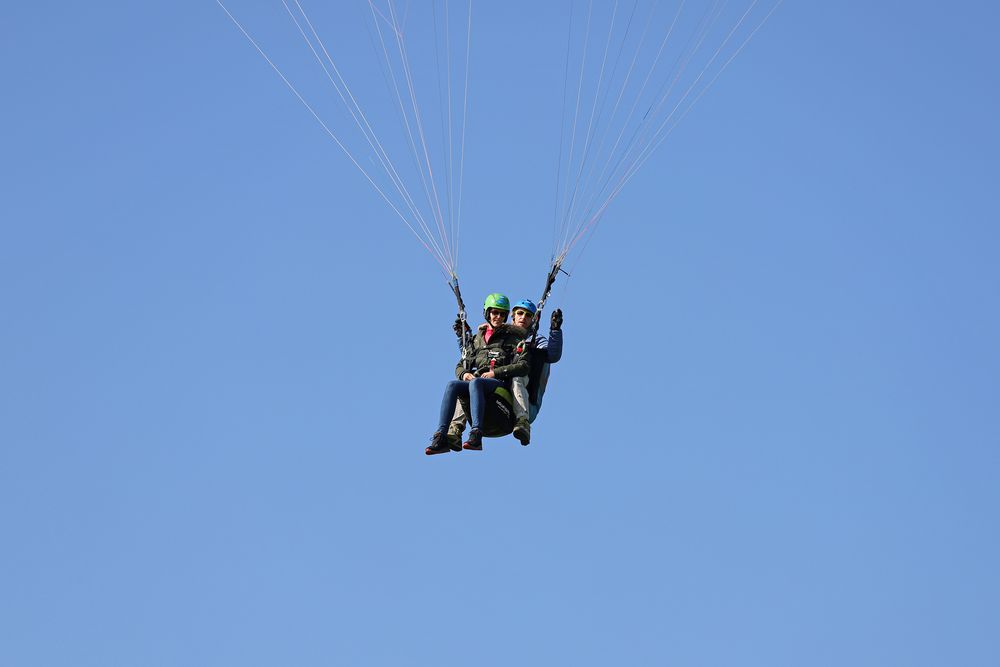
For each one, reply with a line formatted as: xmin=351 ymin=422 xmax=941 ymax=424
xmin=454 ymin=318 xmax=472 ymax=337
xmin=550 ymin=308 xmax=563 ymax=331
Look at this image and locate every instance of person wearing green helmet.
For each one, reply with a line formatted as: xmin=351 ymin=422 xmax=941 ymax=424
xmin=426 ymin=293 xmax=531 ymax=455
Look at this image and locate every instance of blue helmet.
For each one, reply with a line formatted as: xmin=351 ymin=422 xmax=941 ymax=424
xmin=512 ymin=299 xmax=537 ymax=316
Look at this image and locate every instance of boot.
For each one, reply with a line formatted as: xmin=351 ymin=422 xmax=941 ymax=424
xmin=425 ymin=431 xmax=453 ymax=456
xmin=446 ymin=428 xmax=463 ymax=452
xmin=513 ymin=417 xmax=531 ymax=446
xmin=462 ymin=428 xmax=484 ymax=451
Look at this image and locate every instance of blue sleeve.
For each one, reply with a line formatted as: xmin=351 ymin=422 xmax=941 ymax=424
xmin=546 ymin=329 xmax=563 ymax=363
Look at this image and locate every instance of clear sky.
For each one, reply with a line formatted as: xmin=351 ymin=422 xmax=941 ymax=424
xmin=2 ymin=2 xmax=998 ymax=665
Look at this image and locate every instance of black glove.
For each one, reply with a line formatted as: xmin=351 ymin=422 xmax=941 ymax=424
xmin=550 ymin=308 xmax=563 ymax=331
xmin=454 ymin=318 xmax=472 ymax=337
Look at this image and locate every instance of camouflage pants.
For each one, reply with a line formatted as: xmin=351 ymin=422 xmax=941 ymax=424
xmin=449 ymin=375 xmax=530 ymax=435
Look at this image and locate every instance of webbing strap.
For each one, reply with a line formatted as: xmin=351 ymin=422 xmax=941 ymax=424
xmin=449 ymin=275 xmax=473 ymax=370
xmin=530 ymin=260 xmax=568 ymax=343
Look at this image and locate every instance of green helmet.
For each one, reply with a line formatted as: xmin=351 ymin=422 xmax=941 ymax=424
xmin=483 ymin=293 xmax=510 ymax=321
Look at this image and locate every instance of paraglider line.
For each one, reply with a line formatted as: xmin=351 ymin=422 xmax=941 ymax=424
xmin=284 ymin=0 xmax=450 ymax=268
xmin=217 ymin=0 xmax=452 ymax=276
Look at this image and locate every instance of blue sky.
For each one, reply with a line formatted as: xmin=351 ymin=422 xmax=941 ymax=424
xmin=2 ymin=1 xmax=998 ymax=665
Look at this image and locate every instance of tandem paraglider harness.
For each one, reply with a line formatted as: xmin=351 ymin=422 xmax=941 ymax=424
xmin=446 ymin=261 xmax=567 ymax=437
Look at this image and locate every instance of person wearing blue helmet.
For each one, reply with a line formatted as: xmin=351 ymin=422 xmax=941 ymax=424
xmin=508 ymin=299 xmax=563 ymax=445
xmin=445 ymin=298 xmax=563 ymax=447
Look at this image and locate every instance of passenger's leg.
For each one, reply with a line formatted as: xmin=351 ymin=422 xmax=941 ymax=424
xmin=465 ymin=377 xmax=501 ymax=450
xmin=428 ymin=380 xmax=470 ymax=454
xmin=467 ymin=377 xmax=504 ymax=429
xmin=437 ymin=380 xmax=470 ymax=433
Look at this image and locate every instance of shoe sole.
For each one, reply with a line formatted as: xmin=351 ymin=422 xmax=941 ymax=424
xmin=462 ymin=443 xmax=483 ymax=451
xmin=425 ymin=446 xmax=453 ymax=456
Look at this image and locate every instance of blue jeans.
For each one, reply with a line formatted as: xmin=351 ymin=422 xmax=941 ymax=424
xmin=437 ymin=378 xmax=505 ymax=433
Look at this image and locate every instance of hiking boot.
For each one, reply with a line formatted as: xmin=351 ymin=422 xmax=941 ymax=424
xmin=446 ymin=429 xmax=463 ymax=452
xmin=425 ymin=431 xmax=453 ymax=456
xmin=513 ymin=417 xmax=531 ymax=446
xmin=462 ymin=429 xmax=484 ymax=451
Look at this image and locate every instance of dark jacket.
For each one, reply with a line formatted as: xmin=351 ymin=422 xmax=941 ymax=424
xmin=455 ymin=323 xmax=530 ymax=381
